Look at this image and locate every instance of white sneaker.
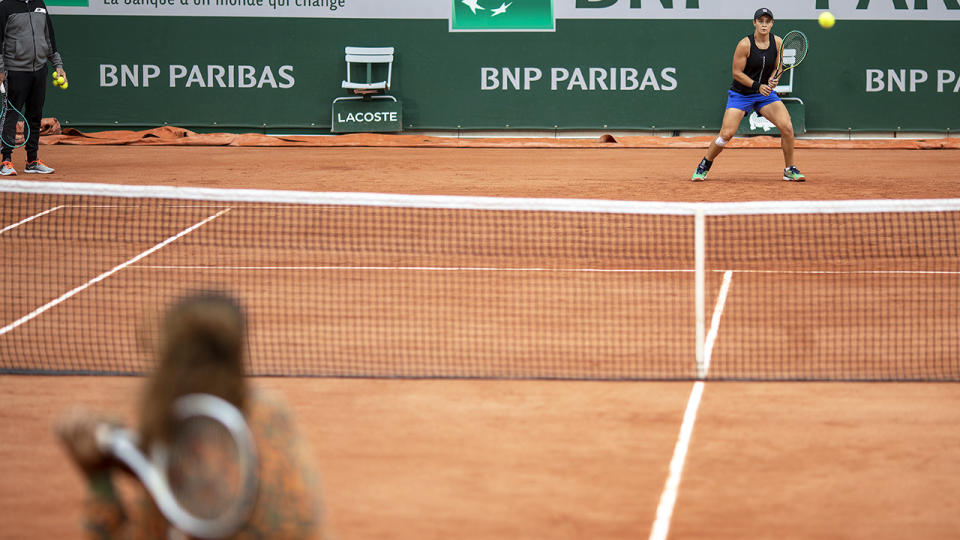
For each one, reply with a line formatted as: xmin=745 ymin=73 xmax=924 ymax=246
xmin=0 ymin=160 xmax=17 ymax=176
xmin=24 ymin=160 xmax=55 ymax=174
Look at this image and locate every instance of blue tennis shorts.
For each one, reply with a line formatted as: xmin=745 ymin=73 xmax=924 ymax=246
xmin=725 ymin=89 xmax=781 ymax=114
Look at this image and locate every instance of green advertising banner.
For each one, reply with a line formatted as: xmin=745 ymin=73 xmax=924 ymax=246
xmin=43 ymin=0 xmax=960 ymax=133
xmin=451 ymin=0 xmax=555 ymax=31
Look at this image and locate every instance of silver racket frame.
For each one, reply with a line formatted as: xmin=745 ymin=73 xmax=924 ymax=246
xmin=96 ymin=393 xmax=260 ymax=539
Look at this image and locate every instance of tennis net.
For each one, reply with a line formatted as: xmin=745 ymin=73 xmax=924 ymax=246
xmin=2 ymin=180 xmax=958 ymax=381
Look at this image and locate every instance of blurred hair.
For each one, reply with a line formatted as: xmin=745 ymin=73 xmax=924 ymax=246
xmin=139 ymin=291 xmax=248 ymax=447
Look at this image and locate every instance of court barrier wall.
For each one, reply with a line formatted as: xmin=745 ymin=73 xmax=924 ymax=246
xmin=45 ymin=1 xmax=960 ymax=134
xmin=36 ymin=125 xmax=960 ymax=149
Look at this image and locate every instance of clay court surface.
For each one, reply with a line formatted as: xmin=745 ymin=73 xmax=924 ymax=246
xmin=2 ymin=143 xmax=960 ymax=538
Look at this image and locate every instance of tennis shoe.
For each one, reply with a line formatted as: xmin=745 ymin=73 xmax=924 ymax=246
xmin=783 ymin=165 xmax=805 ymax=182
xmin=0 ymin=161 xmax=16 ymax=176
xmin=691 ymin=163 xmax=709 ymax=182
xmin=25 ymin=160 xmax=55 ymax=174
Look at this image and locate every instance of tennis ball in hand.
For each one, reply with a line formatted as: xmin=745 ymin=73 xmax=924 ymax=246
xmin=818 ymin=11 xmax=836 ymax=28
xmin=60 ymin=81 xmax=68 ymax=90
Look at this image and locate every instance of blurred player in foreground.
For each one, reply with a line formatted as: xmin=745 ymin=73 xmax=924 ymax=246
xmin=691 ymin=7 xmax=804 ymax=182
xmin=56 ymin=292 xmax=327 ymax=539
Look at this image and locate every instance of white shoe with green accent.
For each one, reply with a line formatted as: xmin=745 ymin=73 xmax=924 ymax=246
xmin=783 ymin=165 xmax=805 ymax=182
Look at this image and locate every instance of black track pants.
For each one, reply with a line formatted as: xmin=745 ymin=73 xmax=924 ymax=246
xmin=2 ymin=67 xmax=47 ymax=163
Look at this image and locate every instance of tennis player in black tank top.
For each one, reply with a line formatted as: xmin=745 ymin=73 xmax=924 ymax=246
xmin=691 ymin=8 xmax=805 ymax=182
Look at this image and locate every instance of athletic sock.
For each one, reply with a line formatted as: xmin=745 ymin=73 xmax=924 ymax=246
xmin=698 ymin=158 xmax=713 ymax=171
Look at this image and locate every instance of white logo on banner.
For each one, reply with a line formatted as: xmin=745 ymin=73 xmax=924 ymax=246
xmin=749 ymin=111 xmax=776 ymax=132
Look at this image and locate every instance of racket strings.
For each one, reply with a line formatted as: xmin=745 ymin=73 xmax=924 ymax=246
xmin=780 ymin=31 xmax=809 ymax=67
xmin=167 ymin=416 xmax=246 ymax=520
xmin=98 ymin=394 xmax=259 ymax=539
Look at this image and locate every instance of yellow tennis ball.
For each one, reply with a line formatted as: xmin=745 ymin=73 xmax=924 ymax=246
xmin=57 ymin=75 xmax=65 ymax=84
xmin=818 ymin=11 xmax=835 ymax=28
xmin=52 ymin=71 xmax=58 ymax=80
xmin=60 ymin=81 xmax=68 ymax=90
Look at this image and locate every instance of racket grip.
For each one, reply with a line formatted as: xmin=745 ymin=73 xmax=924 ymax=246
xmin=94 ymin=423 xmax=115 ymax=451
xmin=95 ymin=423 xmax=128 ymax=452
xmin=96 ymin=424 xmax=154 ymax=479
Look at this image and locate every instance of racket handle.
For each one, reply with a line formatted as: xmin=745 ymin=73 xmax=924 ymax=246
xmin=95 ymin=424 xmax=153 ymax=479
xmin=96 ymin=424 xmax=193 ymax=533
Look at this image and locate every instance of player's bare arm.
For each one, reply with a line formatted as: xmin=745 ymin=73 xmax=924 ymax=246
xmin=731 ymin=38 xmax=752 ymax=89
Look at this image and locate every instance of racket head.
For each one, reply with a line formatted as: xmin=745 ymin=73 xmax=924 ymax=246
xmin=777 ymin=30 xmax=809 ymax=74
xmin=98 ymin=394 xmax=259 ymax=539
xmin=159 ymin=393 xmax=259 ymax=539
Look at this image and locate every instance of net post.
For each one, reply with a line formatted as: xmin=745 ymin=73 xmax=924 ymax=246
xmin=694 ymin=208 xmax=706 ymax=379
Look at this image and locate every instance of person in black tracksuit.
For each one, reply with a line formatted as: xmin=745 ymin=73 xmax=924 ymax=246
xmin=0 ymin=0 xmax=64 ymax=175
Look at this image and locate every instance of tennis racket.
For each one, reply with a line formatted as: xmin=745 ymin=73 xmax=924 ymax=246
xmin=774 ymin=30 xmax=809 ymax=80
xmin=96 ymin=394 xmax=259 ymax=539
xmin=0 ymin=81 xmax=29 ymax=150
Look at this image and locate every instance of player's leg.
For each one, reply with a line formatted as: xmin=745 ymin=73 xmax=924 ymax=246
xmin=706 ymin=107 xmax=745 ymax=161
xmin=23 ymin=68 xmax=53 ymax=174
xmin=0 ymin=72 xmax=29 ymax=175
xmin=692 ymin=89 xmax=749 ymax=181
xmin=758 ymin=100 xmax=804 ymax=181
xmin=692 ymin=106 xmax=745 ymax=181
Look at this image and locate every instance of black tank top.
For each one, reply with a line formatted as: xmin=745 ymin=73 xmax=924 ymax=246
xmin=730 ymin=33 xmax=777 ymax=95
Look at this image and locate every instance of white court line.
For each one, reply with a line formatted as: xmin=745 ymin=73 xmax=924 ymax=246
xmin=0 ymin=208 xmax=231 ymax=337
xmin=700 ymin=271 xmax=734 ymax=377
xmin=132 ymin=265 xmax=958 ymax=275
xmin=134 ymin=265 xmax=694 ymax=273
xmin=730 ymin=269 xmax=960 ymax=275
xmin=649 ymin=381 xmax=705 ymax=540
xmin=0 ymin=206 xmax=63 ymax=235
xmin=649 ymin=270 xmax=733 ymax=540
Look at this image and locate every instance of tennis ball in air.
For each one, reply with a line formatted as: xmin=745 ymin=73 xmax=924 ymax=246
xmin=818 ymin=11 xmax=836 ymax=28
